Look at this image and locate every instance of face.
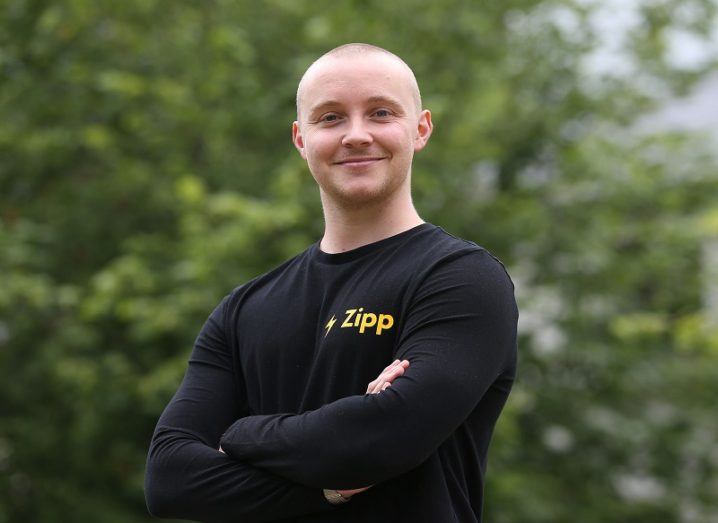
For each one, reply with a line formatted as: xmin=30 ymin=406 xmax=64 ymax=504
xmin=293 ymin=53 xmax=432 ymax=209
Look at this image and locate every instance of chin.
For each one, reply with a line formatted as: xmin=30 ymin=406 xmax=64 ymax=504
xmin=327 ymin=183 xmax=401 ymax=209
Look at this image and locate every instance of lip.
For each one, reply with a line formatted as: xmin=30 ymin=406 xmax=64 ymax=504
xmin=334 ymin=157 xmax=386 ymax=167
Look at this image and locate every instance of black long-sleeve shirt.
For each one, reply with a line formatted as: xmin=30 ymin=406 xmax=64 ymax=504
xmin=145 ymin=222 xmax=518 ymax=522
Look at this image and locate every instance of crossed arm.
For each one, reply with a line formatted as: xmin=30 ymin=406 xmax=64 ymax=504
xmin=218 ymin=359 xmax=410 ymax=500
xmin=219 ymin=251 xmax=518 ymax=490
xmin=145 ymin=250 xmax=517 ymax=519
xmin=144 ymin=300 xmax=411 ymax=521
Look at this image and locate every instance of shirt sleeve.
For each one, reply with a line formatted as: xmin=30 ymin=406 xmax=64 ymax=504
xmin=144 ymin=295 xmax=337 ymax=522
xmin=219 ymin=249 xmax=519 ymax=489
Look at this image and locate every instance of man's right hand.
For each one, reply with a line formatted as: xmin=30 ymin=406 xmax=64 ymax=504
xmin=334 ymin=359 xmax=411 ymax=500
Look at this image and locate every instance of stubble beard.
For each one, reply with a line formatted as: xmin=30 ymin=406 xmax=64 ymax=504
xmin=316 ymin=166 xmax=411 ymax=213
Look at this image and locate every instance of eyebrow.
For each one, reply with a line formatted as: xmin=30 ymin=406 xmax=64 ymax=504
xmin=308 ymin=95 xmax=405 ymax=117
xmin=366 ymin=95 xmax=403 ymax=108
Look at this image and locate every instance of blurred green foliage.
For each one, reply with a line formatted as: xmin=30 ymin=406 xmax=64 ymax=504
xmin=1 ymin=0 xmax=718 ymax=521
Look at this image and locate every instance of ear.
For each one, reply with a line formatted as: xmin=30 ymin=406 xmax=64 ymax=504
xmin=413 ymin=109 xmax=433 ymax=153
xmin=292 ymin=121 xmax=307 ymax=160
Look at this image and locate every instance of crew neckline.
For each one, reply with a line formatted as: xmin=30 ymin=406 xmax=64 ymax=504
xmin=311 ymin=222 xmax=435 ymax=265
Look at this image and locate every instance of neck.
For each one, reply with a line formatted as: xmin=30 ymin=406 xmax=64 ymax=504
xmin=318 ymin=187 xmax=424 ymax=254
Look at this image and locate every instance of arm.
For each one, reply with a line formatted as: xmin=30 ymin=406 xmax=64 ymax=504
xmin=220 ymin=250 xmax=518 ymax=489
xmin=144 ymin=296 xmax=337 ymax=522
xmin=223 ymin=360 xmax=410 ymax=503
xmin=332 ymin=359 xmax=411 ymax=500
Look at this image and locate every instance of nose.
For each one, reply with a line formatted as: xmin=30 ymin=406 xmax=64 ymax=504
xmin=341 ymin=118 xmax=373 ymax=148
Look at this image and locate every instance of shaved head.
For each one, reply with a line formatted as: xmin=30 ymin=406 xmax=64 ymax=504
xmin=296 ymin=43 xmax=422 ymax=120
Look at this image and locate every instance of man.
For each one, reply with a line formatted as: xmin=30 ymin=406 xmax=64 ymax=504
xmin=145 ymin=43 xmax=518 ymax=522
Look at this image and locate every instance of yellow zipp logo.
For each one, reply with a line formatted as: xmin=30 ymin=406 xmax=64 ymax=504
xmin=325 ymin=308 xmax=394 ymax=336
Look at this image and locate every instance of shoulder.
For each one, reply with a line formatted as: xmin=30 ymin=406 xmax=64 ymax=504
xmin=220 ymin=245 xmax=314 ymax=316
xmin=412 ymin=224 xmax=515 ymax=293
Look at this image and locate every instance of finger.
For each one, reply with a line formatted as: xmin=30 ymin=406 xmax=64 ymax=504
xmin=383 ymin=361 xmax=407 ymax=380
xmin=367 ymin=360 xmax=408 ymax=394
xmin=373 ymin=367 xmax=401 ymax=392
xmin=370 ymin=365 xmax=406 ymax=394
xmin=387 ymin=362 xmax=407 ymax=379
xmin=370 ymin=376 xmax=389 ymax=394
xmin=367 ymin=360 xmax=402 ymax=393
xmin=367 ymin=371 xmax=391 ymax=394
xmin=383 ymin=359 xmax=400 ymax=372
xmin=371 ymin=379 xmax=386 ymax=394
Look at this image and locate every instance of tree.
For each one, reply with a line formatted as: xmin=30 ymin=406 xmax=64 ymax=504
xmin=1 ymin=0 xmax=716 ymax=520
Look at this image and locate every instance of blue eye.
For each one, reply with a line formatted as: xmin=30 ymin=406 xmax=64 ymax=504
xmin=374 ymin=109 xmax=391 ymax=117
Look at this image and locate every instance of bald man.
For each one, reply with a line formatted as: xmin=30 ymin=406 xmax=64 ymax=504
xmin=145 ymin=43 xmax=518 ymax=523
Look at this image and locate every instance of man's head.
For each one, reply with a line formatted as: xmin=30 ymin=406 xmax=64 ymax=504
xmin=292 ymin=43 xmax=432 ymax=210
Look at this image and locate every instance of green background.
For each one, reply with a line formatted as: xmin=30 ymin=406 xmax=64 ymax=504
xmin=2 ymin=0 xmax=718 ymax=521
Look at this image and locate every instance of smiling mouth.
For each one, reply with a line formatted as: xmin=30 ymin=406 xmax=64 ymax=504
xmin=335 ymin=157 xmax=386 ymax=167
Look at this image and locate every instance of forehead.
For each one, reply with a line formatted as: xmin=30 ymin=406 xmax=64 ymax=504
xmin=299 ymin=54 xmax=417 ymax=116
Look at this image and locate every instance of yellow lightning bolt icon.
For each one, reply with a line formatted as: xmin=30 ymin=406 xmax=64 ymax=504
xmin=324 ymin=314 xmax=337 ymax=337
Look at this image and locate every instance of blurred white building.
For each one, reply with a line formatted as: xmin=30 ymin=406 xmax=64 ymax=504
xmin=646 ymin=72 xmax=718 ymax=136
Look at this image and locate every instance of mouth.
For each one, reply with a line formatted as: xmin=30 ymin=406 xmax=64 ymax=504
xmin=334 ymin=157 xmax=386 ymax=168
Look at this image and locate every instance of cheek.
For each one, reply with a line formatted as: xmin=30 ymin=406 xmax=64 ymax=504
xmin=379 ymin=124 xmax=414 ymax=151
xmin=305 ymin=133 xmax=336 ymax=162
